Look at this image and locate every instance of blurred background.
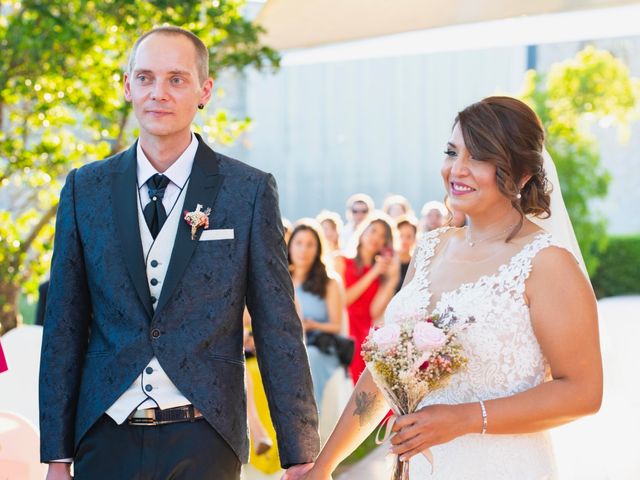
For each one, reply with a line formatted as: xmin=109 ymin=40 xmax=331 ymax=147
xmin=0 ymin=1 xmax=638 ymax=479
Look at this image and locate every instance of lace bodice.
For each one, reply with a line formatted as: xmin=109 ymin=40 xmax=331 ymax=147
xmin=385 ymin=227 xmax=564 ymax=405
xmin=384 ymin=227 xmax=563 ymax=478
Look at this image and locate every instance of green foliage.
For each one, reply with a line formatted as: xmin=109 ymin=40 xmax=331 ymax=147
xmin=592 ymin=235 xmax=640 ymax=298
xmin=0 ymin=0 xmax=279 ymax=332
xmin=521 ymin=46 xmax=640 ymax=276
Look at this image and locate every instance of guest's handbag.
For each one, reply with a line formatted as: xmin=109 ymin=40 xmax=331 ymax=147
xmin=0 ymin=338 xmax=8 ymax=374
xmin=306 ymin=331 xmax=355 ymax=367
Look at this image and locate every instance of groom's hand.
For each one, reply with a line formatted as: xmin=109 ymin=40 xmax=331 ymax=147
xmin=46 ymin=462 xmax=72 ymax=480
xmin=281 ymin=462 xmax=314 ymax=480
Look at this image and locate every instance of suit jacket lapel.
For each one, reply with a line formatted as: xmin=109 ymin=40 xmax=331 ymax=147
xmin=112 ymin=142 xmax=154 ymax=319
xmin=155 ymin=135 xmax=225 ymax=317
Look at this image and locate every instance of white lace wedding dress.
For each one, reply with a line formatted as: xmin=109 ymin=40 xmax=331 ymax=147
xmin=384 ymin=227 xmax=562 ymax=479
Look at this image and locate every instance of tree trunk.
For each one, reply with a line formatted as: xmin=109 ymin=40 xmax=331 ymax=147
xmin=0 ymin=282 xmax=20 ymax=334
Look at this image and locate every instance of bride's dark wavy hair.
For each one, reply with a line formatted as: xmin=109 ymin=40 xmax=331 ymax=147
xmin=454 ymin=96 xmax=551 ymax=241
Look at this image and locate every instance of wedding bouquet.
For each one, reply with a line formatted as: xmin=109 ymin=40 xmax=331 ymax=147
xmin=361 ymin=307 xmax=474 ymax=480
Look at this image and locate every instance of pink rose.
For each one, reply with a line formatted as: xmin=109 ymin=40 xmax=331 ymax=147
xmin=413 ymin=321 xmax=446 ymax=352
xmin=371 ymin=324 xmax=401 ymax=350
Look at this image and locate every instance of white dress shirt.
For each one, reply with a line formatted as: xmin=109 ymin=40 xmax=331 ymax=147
xmin=136 ymin=133 xmax=198 ymax=210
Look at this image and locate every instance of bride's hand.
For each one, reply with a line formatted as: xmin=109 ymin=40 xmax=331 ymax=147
xmin=390 ymin=404 xmax=476 ymax=461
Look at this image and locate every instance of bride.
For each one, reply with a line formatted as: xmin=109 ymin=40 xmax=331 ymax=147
xmin=298 ymin=96 xmax=602 ymax=479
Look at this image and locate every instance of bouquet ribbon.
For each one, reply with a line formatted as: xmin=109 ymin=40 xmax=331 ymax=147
xmin=375 ymin=414 xmax=434 ymax=474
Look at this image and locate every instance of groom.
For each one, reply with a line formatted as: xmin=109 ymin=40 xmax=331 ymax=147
xmin=39 ymin=26 xmax=319 ymax=479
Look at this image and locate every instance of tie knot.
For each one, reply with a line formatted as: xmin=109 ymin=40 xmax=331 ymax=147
xmin=147 ymin=174 xmax=170 ymax=201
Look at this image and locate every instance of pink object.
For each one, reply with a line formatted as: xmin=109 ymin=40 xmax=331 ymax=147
xmin=371 ymin=324 xmax=401 ymax=350
xmin=0 ymin=339 xmax=7 ymax=373
xmin=413 ymin=321 xmax=447 ymax=352
xmin=0 ymin=411 xmax=47 ymax=479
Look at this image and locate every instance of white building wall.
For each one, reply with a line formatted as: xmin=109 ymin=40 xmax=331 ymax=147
xmin=230 ymin=47 xmax=526 ymax=221
xmin=216 ymin=34 xmax=640 ymax=235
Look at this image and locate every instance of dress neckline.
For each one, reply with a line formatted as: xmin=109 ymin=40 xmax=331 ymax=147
xmin=423 ymin=230 xmax=550 ymax=314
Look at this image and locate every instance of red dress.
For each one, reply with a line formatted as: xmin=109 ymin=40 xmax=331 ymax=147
xmin=0 ymin=338 xmax=7 ymax=373
xmin=344 ymin=258 xmax=380 ymax=384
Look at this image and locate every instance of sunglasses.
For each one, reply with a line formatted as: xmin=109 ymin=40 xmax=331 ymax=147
xmin=352 ymin=208 xmax=369 ymax=214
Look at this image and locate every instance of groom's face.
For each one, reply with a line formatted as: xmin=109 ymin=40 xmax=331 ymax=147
xmin=124 ymin=33 xmax=213 ymax=140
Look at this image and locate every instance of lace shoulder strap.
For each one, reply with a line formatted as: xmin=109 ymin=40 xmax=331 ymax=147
xmin=498 ymin=232 xmax=569 ymax=295
xmin=412 ymin=226 xmax=453 ymax=277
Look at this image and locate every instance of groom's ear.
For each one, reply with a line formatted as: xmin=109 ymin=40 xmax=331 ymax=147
xmin=123 ymin=72 xmax=133 ymax=102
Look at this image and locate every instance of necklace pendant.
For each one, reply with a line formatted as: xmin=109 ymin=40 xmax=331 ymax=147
xmin=468 ymin=241 xmax=475 ymax=247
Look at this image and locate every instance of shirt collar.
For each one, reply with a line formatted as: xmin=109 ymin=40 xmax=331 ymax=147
xmin=136 ymin=132 xmax=199 ymax=189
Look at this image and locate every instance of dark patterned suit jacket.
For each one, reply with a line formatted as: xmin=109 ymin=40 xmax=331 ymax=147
xmin=39 ymin=134 xmax=320 ymax=466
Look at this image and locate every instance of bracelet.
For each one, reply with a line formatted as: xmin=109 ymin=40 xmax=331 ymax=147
xmin=479 ymin=400 xmax=487 ymax=435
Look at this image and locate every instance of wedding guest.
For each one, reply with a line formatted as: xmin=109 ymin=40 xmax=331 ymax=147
xmin=395 ymin=215 xmax=418 ymax=292
xmin=282 ymin=217 xmax=293 ymax=244
xmin=420 ymin=200 xmax=447 ymax=233
xmin=383 ymin=194 xmax=415 ymax=220
xmin=340 ymin=193 xmax=374 ymax=250
xmin=242 ymin=310 xmax=280 ymax=474
xmin=288 ymin=220 xmax=345 ymax=409
xmin=335 ymin=213 xmax=400 ymax=384
xmin=316 ymin=210 xmax=343 ymax=254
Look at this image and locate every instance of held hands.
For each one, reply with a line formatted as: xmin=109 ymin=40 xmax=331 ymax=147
xmin=282 ymin=462 xmax=315 ymax=480
xmin=390 ymin=404 xmax=472 ymax=462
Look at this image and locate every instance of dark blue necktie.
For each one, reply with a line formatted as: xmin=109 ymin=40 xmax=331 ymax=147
xmin=143 ymin=174 xmax=170 ymax=239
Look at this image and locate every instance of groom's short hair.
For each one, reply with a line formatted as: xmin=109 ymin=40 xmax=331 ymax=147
xmin=127 ymin=26 xmax=210 ymax=84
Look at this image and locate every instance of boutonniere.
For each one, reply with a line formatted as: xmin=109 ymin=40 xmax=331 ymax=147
xmin=184 ymin=204 xmax=212 ymax=240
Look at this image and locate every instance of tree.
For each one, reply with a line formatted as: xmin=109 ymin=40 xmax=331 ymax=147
xmin=0 ymin=0 xmax=279 ymax=333
xmin=521 ymin=46 xmax=640 ymax=276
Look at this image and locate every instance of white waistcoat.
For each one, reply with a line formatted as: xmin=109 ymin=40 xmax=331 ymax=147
xmin=105 ymin=181 xmax=191 ymax=424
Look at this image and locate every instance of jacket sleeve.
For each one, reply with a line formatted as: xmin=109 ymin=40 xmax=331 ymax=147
xmin=245 ymin=173 xmax=320 ymax=468
xmin=39 ymin=169 xmax=92 ymax=462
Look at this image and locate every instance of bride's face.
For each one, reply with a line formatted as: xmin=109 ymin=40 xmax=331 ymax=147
xmin=441 ymin=123 xmax=508 ymax=216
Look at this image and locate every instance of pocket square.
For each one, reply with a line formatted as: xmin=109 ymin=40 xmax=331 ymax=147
xmin=200 ymin=229 xmax=234 ymax=241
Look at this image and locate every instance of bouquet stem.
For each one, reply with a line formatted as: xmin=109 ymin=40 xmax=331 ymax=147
xmin=391 ymin=456 xmax=410 ymax=480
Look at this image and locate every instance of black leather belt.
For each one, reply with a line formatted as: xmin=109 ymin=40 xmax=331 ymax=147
xmin=127 ymin=405 xmax=204 ymax=426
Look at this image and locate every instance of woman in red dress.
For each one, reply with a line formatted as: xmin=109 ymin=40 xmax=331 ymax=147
xmin=336 ymin=214 xmax=400 ymax=384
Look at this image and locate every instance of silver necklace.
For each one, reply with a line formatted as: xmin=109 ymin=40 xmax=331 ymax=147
xmin=465 ymin=223 xmax=517 ymax=247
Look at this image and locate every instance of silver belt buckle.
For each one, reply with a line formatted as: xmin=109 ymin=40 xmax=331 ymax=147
xmin=128 ymin=408 xmax=158 ymax=426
